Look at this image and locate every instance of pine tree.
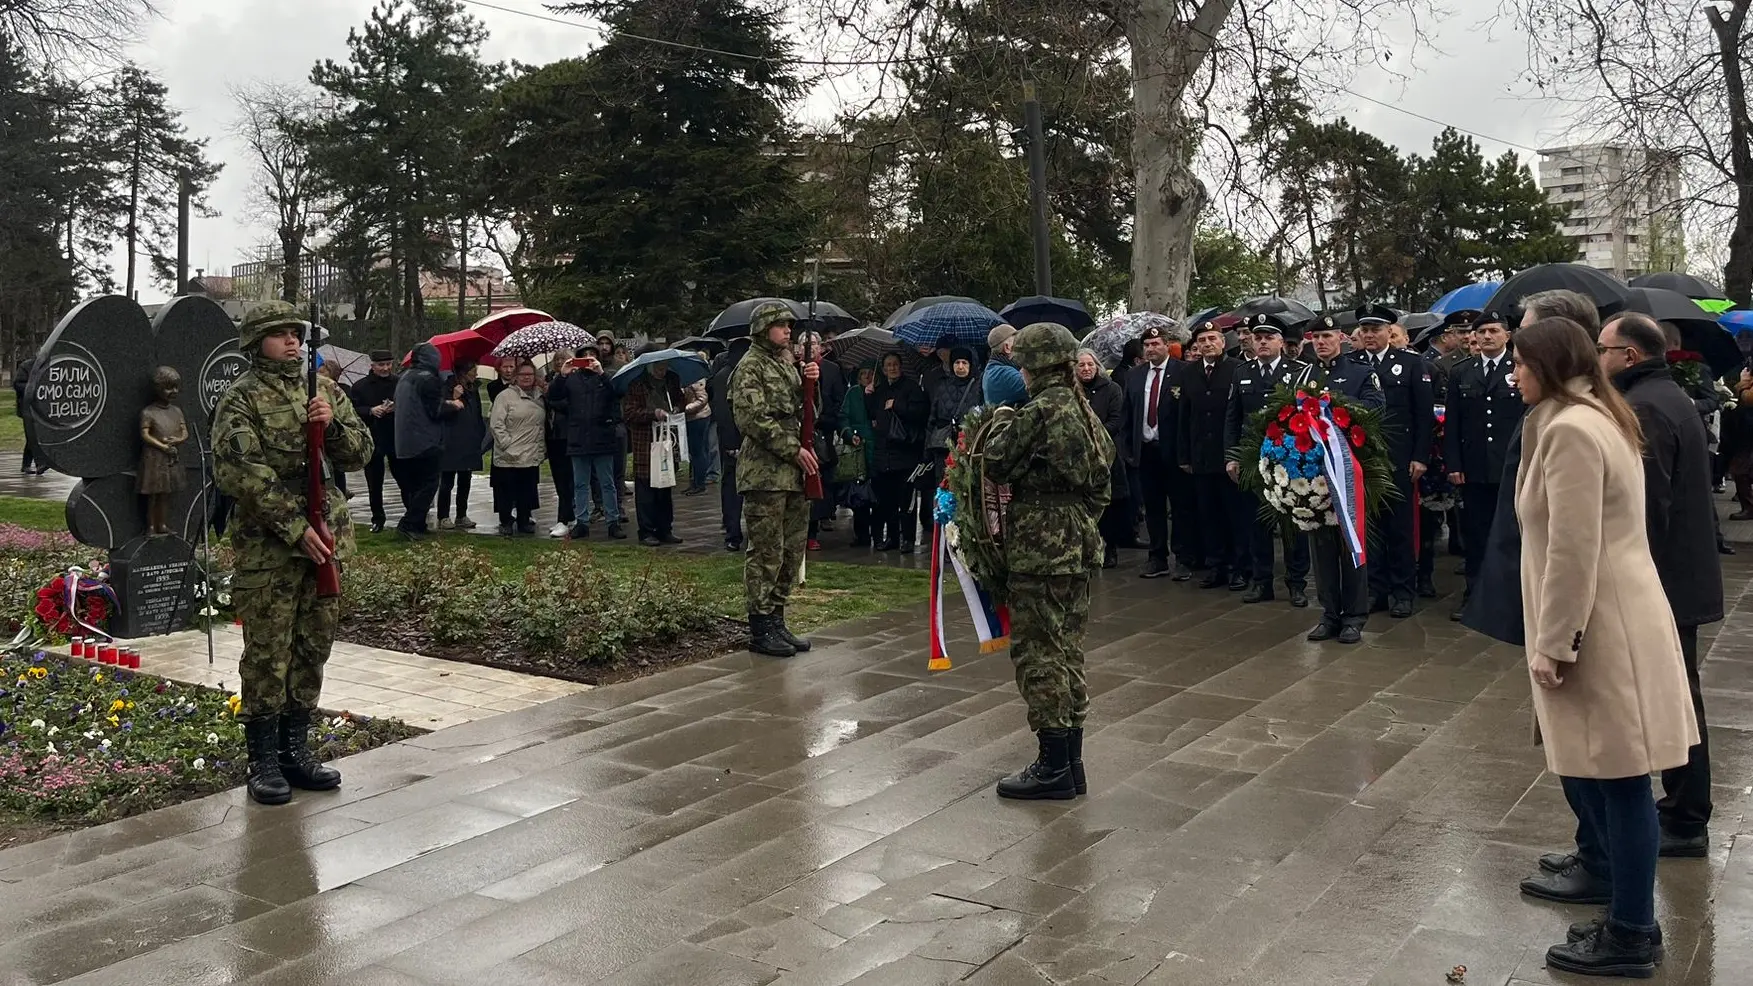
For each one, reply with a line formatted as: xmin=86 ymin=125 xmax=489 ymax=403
xmin=0 ymin=34 xmax=73 ymax=359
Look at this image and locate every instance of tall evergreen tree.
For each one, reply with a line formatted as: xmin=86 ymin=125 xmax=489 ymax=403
xmin=0 ymin=34 xmax=72 ymax=360
xmin=1471 ymin=150 xmax=1573 ymax=280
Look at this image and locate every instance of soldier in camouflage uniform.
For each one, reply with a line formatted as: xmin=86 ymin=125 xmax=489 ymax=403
xmin=982 ymin=322 xmax=1115 ymax=800
xmin=729 ymin=302 xmax=821 ymax=658
xmin=212 ymin=302 xmax=374 ymax=805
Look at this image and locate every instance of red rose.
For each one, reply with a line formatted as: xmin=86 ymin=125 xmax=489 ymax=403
xmin=1265 ymin=422 xmax=1284 ymax=442
xmin=1350 ymin=425 xmax=1367 ymax=448
xmin=1331 ymin=406 xmax=1352 ymax=428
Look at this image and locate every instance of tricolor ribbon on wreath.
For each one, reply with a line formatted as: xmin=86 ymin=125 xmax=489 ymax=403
xmin=927 ymin=490 xmax=1010 ymax=671
xmin=1307 ymin=403 xmax=1369 ymax=567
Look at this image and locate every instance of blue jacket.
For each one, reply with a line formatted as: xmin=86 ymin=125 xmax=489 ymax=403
xmin=393 ymin=343 xmax=451 ymax=460
xmin=982 ymin=355 xmax=1028 ymax=408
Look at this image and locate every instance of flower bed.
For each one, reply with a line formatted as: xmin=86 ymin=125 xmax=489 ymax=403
xmin=0 ymin=649 xmax=421 ymax=830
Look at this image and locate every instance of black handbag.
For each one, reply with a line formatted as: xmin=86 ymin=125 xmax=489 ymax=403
xmin=885 ymin=410 xmax=914 ymax=446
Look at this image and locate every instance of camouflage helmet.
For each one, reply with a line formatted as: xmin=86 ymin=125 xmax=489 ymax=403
xmin=749 ymin=301 xmax=796 ymax=340
xmin=1011 ymin=321 xmax=1080 ymax=371
xmin=239 ymin=301 xmax=305 ymax=352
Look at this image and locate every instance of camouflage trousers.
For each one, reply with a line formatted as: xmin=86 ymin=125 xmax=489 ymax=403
xmin=742 ymin=490 xmax=809 ymax=615
xmin=1007 ymin=573 xmax=1091 ymax=731
xmin=234 ymin=558 xmax=340 ymax=722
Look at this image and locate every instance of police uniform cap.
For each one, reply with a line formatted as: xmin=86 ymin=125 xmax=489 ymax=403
xmin=1441 ymin=310 xmax=1479 ymax=329
xmin=1248 ymin=312 xmax=1292 ymax=335
xmin=370 ymin=349 xmax=394 ymax=362
xmin=1011 ymin=322 xmax=1080 ymax=371
xmin=1472 ymin=309 xmax=1510 ymax=328
xmin=1354 ymin=303 xmax=1398 ymax=326
xmin=239 ymin=301 xmax=306 ymax=351
xmin=1308 ymin=315 xmax=1346 ymax=335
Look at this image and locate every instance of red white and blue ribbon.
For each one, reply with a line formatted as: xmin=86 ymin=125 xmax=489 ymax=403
xmin=65 ymin=565 xmax=117 ymax=642
xmin=928 ymin=522 xmax=1011 ymax=671
xmin=1313 ymin=406 xmax=1368 ymax=567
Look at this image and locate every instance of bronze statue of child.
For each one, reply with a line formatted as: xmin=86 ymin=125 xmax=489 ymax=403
xmin=138 ymin=366 xmax=189 ymax=535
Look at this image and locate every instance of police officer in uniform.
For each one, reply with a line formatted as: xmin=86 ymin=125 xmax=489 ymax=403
xmin=1224 ymin=312 xmax=1311 ymax=606
xmin=1349 ymin=304 xmax=1434 ymax=619
xmin=1441 ymin=309 xmax=1523 ymax=620
xmin=1302 ymin=316 xmax=1383 ymax=642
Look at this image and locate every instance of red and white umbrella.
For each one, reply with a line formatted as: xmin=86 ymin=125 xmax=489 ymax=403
xmin=468 ymin=307 xmax=553 ymax=345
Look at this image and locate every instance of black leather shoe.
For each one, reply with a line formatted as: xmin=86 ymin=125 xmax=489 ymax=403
xmin=1540 ymin=852 xmax=1580 ymax=873
xmin=369 ymin=520 xmax=385 ymax=534
xmin=996 ymin=729 xmax=1077 ymax=800
xmin=1416 ymin=577 xmax=1437 ymax=598
xmin=1067 ymin=727 xmax=1087 ymax=796
xmin=1288 ymin=587 xmax=1308 ymax=608
xmin=1337 ymin=626 xmax=1362 ymax=644
xmin=1390 ymin=599 xmax=1413 ymax=619
xmin=1140 ymin=560 xmax=1169 ymax=579
xmin=1171 ymin=563 xmax=1193 ymax=582
xmin=1658 ymin=831 xmax=1708 ymax=858
xmin=1241 ymin=583 xmax=1273 ymax=604
xmin=1102 ymin=546 xmax=1118 ymax=570
xmin=724 ymin=538 xmax=743 ymax=552
xmin=1546 ymin=920 xmax=1661 ymax=978
xmin=278 ymin=708 xmax=342 ymax=791
xmin=244 ymin=715 xmax=292 ymax=806
xmin=1199 ymin=570 xmax=1227 ymax=589
xmin=1719 ymin=541 xmax=1736 ymax=555
xmin=1520 ymin=861 xmax=1613 ymax=905
xmin=1568 ymin=913 xmax=1664 ymax=963
xmin=1227 ymin=574 xmax=1249 ymax=591
xmin=1450 ymin=603 xmax=1466 ymax=622
xmin=607 ymin=524 xmax=628 ymax=540
xmin=1307 ymin=623 xmax=1340 ymax=642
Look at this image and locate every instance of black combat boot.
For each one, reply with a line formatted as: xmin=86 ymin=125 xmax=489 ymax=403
xmin=1545 ymin=920 xmax=1661 ymax=978
xmin=747 ymin=613 xmax=796 ymax=658
xmin=773 ymin=607 xmax=812 ymax=652
xmin=996 ymin=728 xmax=1076 ymax=800
xmin=279 ymin=708 xmax=342 ymax=791
xmin=1068 ymin=727 xmax=1087 ymax=795
xmin=244 ymin=715 xmax=292 ymax=806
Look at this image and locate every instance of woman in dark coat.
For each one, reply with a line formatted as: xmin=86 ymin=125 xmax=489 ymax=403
xmin=622 ymin=347 xmax=688 ymax=546
xmin=869 ymin=352 xmax=929 ymax=552
xmin=1077 ymin=349 xmax=1129 ymax=567
xmin=921 ymin=346 xmax=983 ymax=539
xmin=438 ymin=359 xmax=486 ymax=529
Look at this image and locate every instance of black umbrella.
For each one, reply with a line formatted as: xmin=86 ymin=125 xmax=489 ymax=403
xmin=1483 ymin=264 xmax=1629 ymax=319
xmin=706 ymin=297 xmax=808 ymax=339
xmin=1400 ymin=312 xmax=1443 ymax=334
xmin=825 ymin=325 xmax=927 ymax=375
xmin=796 ymin=301 xmax=860 ymax=335
xmin=673 ymin=335 xmax=726 ymax=356
xmin=882 ymin=295 xmax=981 ymax=330
xmin=1629 ymin=272 xmax=1726 ymax=302
xmin=1229 ymin=296 xmax=1317 ymax=326
xmin=1000 ymin=296 xmax=1095 ymax=332
xmin=1621 ymin=287 xmax=1740 ymax=377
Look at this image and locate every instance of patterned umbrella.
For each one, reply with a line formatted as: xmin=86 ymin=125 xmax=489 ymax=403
xmin=825 ymin=326 xmax=927 ymax=375
xmin=468 ymin=307 xmax=555 ymax=344
xmin=882 ymin=295 xmax=981 ymax=329
xmin=315 ymin=344 xmax=371 ymax=386
xmin=489 ymin=320 xmax=594 ymax=360
xmin=1081 ymin=312 xmax=1181 ymax=368
xmin=891 ymin=302 xmax=1005 ymax=347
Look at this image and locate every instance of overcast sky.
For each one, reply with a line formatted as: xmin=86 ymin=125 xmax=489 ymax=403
xmin=120 ymin=0 xmax=1566 ymax=303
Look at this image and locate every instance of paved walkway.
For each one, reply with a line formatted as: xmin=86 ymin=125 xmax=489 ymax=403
xmin=0 ymin=548 xmax=1747 ymax=984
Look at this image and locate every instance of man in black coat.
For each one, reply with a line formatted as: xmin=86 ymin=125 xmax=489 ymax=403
xmin=1224 ymin=313 xmax=1311 ymax=605
xmin=1121 ymin=325 xmax=1194 ymax=580
xmin=1348 ymin=304 xmax=1434 ymax=618
xmin=1602 ymin=311 xmax=1724 ymax=857
xmin=1442 ymin=311 xmax=1523 ymax=620
xmin=547 ymin=345 xmax=627 ymax=541
xmin=1179 ymin=320 xmax=1247 ymax=589
xmin=709 ymin=339 xmax=750 ymax=550
xmin=348 ymin=350 xmax=400 ymax=532
xmin=1303 ymin=317 xmax=1384 ymax=643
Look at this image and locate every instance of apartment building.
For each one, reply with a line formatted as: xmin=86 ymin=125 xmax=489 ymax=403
xmin=1537 ymin=143 xmax=1685 ymax=279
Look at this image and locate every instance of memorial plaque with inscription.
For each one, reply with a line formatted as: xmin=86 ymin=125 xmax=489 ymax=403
xmin=152 ymin=296 xmax=246 ymax=458
xmin=108 ymin=534 xmax=198 ymax=638
xmin=26 ymin=296 xmax=156 ymax=478
xmin=66 ymin=471 xmax=214 ymax=551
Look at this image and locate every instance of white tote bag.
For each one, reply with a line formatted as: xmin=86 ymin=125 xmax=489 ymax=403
xmin=650 ymin=422 xmax=679 ymax=489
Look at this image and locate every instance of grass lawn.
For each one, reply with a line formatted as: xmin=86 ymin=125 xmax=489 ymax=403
xmin=0 ymin=495 xmax=66 ymax=531
xmin=353 ymin=529 xmax=927 ymax=633
xmin=0 ymin=415 xmax=21 ymax=452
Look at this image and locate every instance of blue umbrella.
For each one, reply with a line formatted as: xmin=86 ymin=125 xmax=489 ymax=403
xmin=892 ymin=302 xmax=1005 ymax=347
xmin=1430 ymin=281 xmax=1503 ymax=316
xmin=610 ymin=348 xmax=711 ymax=394
xmin=1721 ymin=310 xmax=1753 ymax=334
xmin=1000 ymin=296 xmax=1095 ymax=331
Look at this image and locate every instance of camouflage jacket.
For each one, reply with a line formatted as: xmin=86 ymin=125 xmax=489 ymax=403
xmin=729 ymin=337 xmax=804 ymax=493
xmin=982 ymin=371 xmax=1114 ymax=575
xmin=212 ymin=356 xmax=374 ymax=571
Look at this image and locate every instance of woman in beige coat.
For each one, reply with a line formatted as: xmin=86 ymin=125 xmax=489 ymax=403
xmin=1511 ymin=316 xmax=1698 ymax=979
xmin=488 ymin=361 xmax=547 ymax=536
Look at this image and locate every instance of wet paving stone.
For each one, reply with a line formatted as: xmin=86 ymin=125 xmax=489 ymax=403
xmin=0 ymin=550 xmax=1751 ymax=984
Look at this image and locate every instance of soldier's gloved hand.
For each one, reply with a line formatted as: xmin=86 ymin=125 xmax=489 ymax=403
xmin=299 ymin=528 xmax=333 ymax=565
xmin=308 ymin=396 xmax=333 ymax=427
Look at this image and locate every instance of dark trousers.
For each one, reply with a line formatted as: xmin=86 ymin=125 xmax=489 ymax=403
xmin=395 ymin=453 xmax=441 ymax=534
xmin=492 ymin=466 xmax=538 ymax=525
xmin=686 ymin=418 xmax=711 ymax=490
xmin=1367 ymin=472 xmax=1416 ymax=603
xmin=19 ymin=416 xmax=39 ymax=471
xmin=1246 ymin=517 xmax=1309 ymax=589
xmin=721 ymin=454 xmax=744 ymax=542
xmin=1099 ymin=497 xmax=1132 ymax=549
xmin=633 ymin=479 xmax=673 ymax=539
xmin=873 ymin=469 xmax=911 ymax=546
xmin=1658 ymin=625 xmax=1712 ymax=837
xmin=1563 ymin=774 xmax=1660 ymax=930
xmin=437 ymin=470 xmax=472 ymax=520
xmin=1190 ymin=473 xmax=1238 ymax=573
xmin=364 ymin=445 xmax=392 ymax=525
xmin=547 ymin=440 xmax=575 ymax=525
xmin=1416 ymin=506 xmax=1439 ymax=582
xmin=1446 ymin=506 xmax=1464 ymax=554
xmin=1460 ymin=482 xmax=1499 ymax=598
xmin=1312 ymin=527 xmax=1368 ymax=629
xmin=1138 ymin=445 xmax=1174 ymax=565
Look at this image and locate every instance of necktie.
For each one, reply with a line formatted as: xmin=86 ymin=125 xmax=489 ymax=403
xmin=1486 ymin=358 xmax=1496 ymax=378
xmin=1204 ymin=361 xmax=1214 ymax=380
xmin=1259 ymin=360 xmax=1270 ymax=379
xmin=1146 ymin=366 xmax=1161 ymax=429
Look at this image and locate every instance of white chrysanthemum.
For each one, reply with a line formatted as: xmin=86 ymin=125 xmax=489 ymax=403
xmin=1293 ymin=517 xmax=1322 ymax=531
xmin=943 ymin=522 xmax=960 ymax=548
xmin=1258 ymin=459 xmax=1272 ymax=481
xmin=1263 ymin=489 xmax=1283 ymax=510
xmin=1311 ymin=476 xmax=1329 ymax=495
xmin=1272 ymin=465 xmax=1290 ymax=486
xmin=1308 ymin=493 xmax=1331 ymax=512
xmin=1291 ymin=506 xmax=1316 ymax=519
xmin=1287 ymin=478 xmax=1310 ymax=496
xmin=1323 ymin=510 xmax=1338 ymax=525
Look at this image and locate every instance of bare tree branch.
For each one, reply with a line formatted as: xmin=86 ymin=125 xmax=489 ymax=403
xmin=0 ymin=0 xmax=160 ymax=66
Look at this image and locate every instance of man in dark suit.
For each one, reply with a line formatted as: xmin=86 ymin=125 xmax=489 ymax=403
xmin=1179 ymin=320 xmax=1246 ymax=589
xmin=1443 ymin=310 xmax=1522 ymax=620
xmin=1225 ymin=313 xmax=1311 ymax=606
xmin=1303 ymin=316 xmax=1385 ymax=643
xmin=1348 ymin=304 xmax=1434 ymax=619
xmin=1122 ymin=324 xmax=1194 ymax=580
